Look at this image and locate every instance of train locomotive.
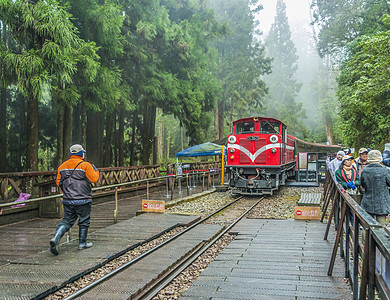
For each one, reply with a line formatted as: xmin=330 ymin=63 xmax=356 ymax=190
xmin=226 ymin=117 xmax=340 ymax=195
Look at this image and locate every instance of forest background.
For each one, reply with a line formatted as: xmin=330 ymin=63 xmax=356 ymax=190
xmin=0 ymin=0 xmax=389 ymax=172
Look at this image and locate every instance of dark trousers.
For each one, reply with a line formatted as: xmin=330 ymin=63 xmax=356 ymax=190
xmin=58 ymin=202 xmax=92 ymax=231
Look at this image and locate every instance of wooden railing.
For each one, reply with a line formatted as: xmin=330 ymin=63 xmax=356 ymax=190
xmin=0 ymin=165 xmax=160 ymax=202
xmin=166 ymin=161 xmax=222 ymax=174
xmin=322 ymin=169 xmax=390 ymax=299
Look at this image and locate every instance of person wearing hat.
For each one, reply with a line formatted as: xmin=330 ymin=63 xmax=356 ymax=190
xmin=50 ymin=144 xmax=99 ymax=255
xmin=354 ymin=148 xmax=370 ymax=177
xmin=335 ymin=155 xmax=360 ymax=193
xmin=328 ymin=150 xmax=346 ymax=178
xmin=360 ymin=150 xmax=390 ymax=226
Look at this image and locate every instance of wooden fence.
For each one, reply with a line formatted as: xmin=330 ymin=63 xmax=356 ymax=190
xmin=0 ymin=165 xmax=160 ymax=202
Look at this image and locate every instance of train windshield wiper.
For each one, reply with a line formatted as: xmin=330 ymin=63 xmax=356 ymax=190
xmin=263 ymin=121 xmax=279 ymax=134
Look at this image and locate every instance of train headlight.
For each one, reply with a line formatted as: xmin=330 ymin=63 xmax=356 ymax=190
xmin=228 ymin=135 xmax=237 ymax=144
xmin=229 ymin=148 xmax=235 ymax=153
xmin=272 ymin=148 xmax=276 ymax=153
xmin=239 ymin=168 xmax=244 ymax=174
xmin=270 ymin=135 xmax=278 ymax=144
xmin=230 ymin=155 xmax=235 ymax=160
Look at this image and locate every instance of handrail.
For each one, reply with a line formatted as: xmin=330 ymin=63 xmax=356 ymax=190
xmin=0 ymin=170 xmax=220 ymax=209
xmin=323 ymin=168 xmax=390 ymax=299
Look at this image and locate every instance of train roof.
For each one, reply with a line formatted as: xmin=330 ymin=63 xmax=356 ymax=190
xmin=290 ymin=135 xmax=341 ymax=151
xmin=232 ymin=117 xmax=286 ymax=127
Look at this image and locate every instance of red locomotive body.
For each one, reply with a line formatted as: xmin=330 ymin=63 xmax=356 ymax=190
xmin=227 ymin=117 xmax=339 ymax=195
xmin=227 ymin=117 xmax=295 ymax=195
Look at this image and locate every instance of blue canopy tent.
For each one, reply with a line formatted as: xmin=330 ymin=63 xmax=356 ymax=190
xmin=175 ymin=142 xmax=225 ymax=158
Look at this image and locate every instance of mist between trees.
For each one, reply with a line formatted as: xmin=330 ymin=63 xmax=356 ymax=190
xmin=1 ymin=0 xmax=389 ymax=172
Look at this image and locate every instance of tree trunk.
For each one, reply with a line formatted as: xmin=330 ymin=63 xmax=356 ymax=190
xmin=87 ymin=110 xmax=102 ymax=166
xmin=17 ymin=93 xmax=26 ymax=171
xmin=324 ymin=115 xmax=334 ymax=145
xmin=214 ymin=105 xmax=219 ymax=140
xmin=118 ymin=108 xmax=125 ymax=166
xmin=104 ymin=112 xmax=114 ymax=166
xmin=0 ymin=87 xmax=7 ymax=172
xmin=56 ymin=106 xmax=64 ymax=166
xmin=73 ymin=101 xmax=81 ymax=143
xmin=26 ymin=94 xmax=39 ymax=171
xmin=158 ymin=120 xmax=163 ymax=163
xmin=63 ymin=105 xmax=73 ymax=159
xmin=218 ymin=100 xmax=225 ymax=140
xmin=81 ymin=97 xmax=87 ymax=147
xmin=141 ymin=102 xmax=156 ymax=165
xmin=130 ymin=111 xmax=136 ymax=166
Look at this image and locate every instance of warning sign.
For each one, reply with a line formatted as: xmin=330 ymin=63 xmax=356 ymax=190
xmin=142 ymin=200 xmax=165 ymax=213
xmin=294 ymin=206 xmax=321 ymax=220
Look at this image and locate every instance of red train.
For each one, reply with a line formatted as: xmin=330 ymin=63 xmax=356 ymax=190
xmin=227 ymin=117 xmax=340 ymax=195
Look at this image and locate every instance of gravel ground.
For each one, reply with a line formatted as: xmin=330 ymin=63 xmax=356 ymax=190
xmin=166 ymin=192 xmax=236 ymax=217
xmin=247 ymin=186 xmax=323 ymax=219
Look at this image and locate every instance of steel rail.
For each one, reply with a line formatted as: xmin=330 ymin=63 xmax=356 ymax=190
xmin=137 ymin=197 xmax=264 ymax=300
xmin=62 ymin=195 xmax=244 ymax=300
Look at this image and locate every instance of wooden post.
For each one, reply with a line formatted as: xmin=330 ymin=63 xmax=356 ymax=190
xmin=146 ymin=180 xmax=149 ymax=200
xmin=328 ymin=200 xmax=347 ymax=276
xmin=368 ymin=231 xmax=376 ymax=299
xmin=114 ymin=187 xmax=118 ymax=224
xmin=202 ymin=172 xmax=205 ymax=192
xmin=321 ymin=186 xmax=335 ymax=222
xmin=359 ymin=229 xmax=370 ymax=300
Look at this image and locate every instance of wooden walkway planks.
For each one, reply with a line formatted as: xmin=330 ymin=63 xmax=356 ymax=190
xmin=182 ymin=219 xmax=351 ymax=299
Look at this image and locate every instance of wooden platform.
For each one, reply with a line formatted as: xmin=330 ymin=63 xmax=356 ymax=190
xmin=182 ymin=219 xmax=351 ymax=299
xmin=297 ymin=192 xmax=322 ymax=206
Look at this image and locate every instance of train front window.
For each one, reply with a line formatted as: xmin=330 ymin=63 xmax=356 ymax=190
xmin=236 ymin=121 xmax=254 ymax=134
xmin=260 ymin=121 xmax=280 ymax=134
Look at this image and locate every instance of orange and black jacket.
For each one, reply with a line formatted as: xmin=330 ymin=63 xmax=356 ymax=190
xmin=56 ymin=155 xmax=99 ymax=205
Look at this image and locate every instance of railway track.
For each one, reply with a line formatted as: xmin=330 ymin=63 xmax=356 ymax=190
xmin=46 ymin=195 xmax=263 ymax=300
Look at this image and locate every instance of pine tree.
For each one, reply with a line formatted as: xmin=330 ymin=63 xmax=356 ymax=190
xmin=0 ymin=0 xmax=97 ymax=170
xmin=209 ymin=0 xmax=271 ymax=140
xmin=264 ymin=0 xmax=307 ymax=138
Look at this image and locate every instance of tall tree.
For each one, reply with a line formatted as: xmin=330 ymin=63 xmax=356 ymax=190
xmin=337 ymin=16 xmax=390 ymax=149
xmin=311 ymin=0 xmax=390 ymax=60
xmin=0 ymin=0 xmax=97 ymax=170
xmin=208 ymin=0 xmax=271 ymax=139
xmin=264 ymin=0 xmax=307 ymax=138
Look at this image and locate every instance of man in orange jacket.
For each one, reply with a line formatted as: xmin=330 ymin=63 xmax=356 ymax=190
xmin=50 ymin=144 xmax=99 ymax=255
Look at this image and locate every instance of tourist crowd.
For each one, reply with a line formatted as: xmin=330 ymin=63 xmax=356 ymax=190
xmin=327 ymin=148 xmax=390 ymax=226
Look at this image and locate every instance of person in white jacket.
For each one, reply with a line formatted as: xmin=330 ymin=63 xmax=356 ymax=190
xmin=327 ymin=150 xmax=346 ymax=178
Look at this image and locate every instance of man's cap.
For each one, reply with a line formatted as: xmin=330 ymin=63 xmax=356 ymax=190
xmin=359 ymin=148 xmax=368 ymax=154
xmin=342 ymin=155 xmax=354 ymax=162
xmin=368 ymin=150 xmax=382 ymax=164
xmin=70 ymin=144 xmax=86 ymax=154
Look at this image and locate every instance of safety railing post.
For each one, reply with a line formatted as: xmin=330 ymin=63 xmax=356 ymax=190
xmin=202 ymin=172 xmax=205 ymax=192
xmin=186 ymin=174 xmax=189 ymax=196
xmin=171 ymin=176 xmax=175 ymax=201
xmin=368 ymin=232 xmax=375 ymax=299
xmin=165 ymin=177 xmax=170 ymax=198
xmin=114 ymin=187 xmax=118 ymax=224
xmin=146 ymin=180 xmax=149 ymax=200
